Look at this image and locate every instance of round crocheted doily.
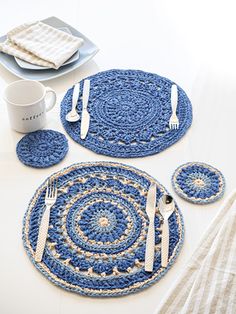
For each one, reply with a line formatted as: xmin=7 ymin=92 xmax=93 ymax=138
xmin=23 ymin=162 xmax=184 ymax=297
xmin=172 ymin=162 xmax=225 ymax=204
xmin=60 ymin=69 xmax=192 ymax=158
xmin=16 ymin=130 xmax=68 ymax=168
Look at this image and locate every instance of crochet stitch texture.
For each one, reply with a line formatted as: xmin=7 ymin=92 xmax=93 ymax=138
xmin=16 ymin=130 xmax=68 ymax=168
xmin=22 ymin=162 xmax=184 ymax=297
xmin=172 ymin=162 xmax=225 ymax=204
xmin=60 ymin=69 xmax=192 ymax=158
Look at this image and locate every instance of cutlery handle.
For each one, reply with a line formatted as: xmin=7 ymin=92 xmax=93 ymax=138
xmin=82 ymin=79 xmax=90 ymax=110
xmin=171 ymin=84 xmax=178 ymax=113
xmin=145 ymin=219 xmax=155 ymax=272
xmin=161 ymin=219 xmax=169 ymax=267
xmin=72 ymin=97 xmax=78 ymax=111
xmin=35 ymin=205 xmax=51 ymax=262
xmin=72 ymin=83 xmax=80 ymax=111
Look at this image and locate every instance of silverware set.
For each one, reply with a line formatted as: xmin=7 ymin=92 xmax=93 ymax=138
xmin=65 ymin=81 xmax=179 ymax=142
xmin=35 ymin=177 xmax=175 ymax=268
xmin=65 ymin=79 xmax=91 ymax=139
xmin=144 ymin=183 xmax=175 ymax=272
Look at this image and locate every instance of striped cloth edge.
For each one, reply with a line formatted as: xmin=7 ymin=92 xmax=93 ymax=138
xmin=155 ymin=189 xmax=236 ymax=314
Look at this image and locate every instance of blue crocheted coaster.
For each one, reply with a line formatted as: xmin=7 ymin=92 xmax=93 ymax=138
xmin=16 ymin=130 xmax=68 ymax=168
xmin=60 ymin=69 xmax=192 ymax=158
xmin=172 ymin=162 xmax=225 ymax=204
xmin=22 ymin=162 xmax=184 ymax=297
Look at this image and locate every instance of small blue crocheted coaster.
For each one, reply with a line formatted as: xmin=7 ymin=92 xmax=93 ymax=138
xmin=16 ymin=130 xmax=68 ymax=168
xmin=172 ymin=162 xmax=225 ymax=204
xmin=22 ymin=162 xmax=184 ymax=297
xmin=60 ymin=69 xmax=192 ymax=158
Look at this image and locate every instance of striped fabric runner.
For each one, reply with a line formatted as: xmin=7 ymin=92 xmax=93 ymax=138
xmin=0 ymin=22 xmax=84 ymax=69
xmin=156 ymin=190 xmax=236 ymax=314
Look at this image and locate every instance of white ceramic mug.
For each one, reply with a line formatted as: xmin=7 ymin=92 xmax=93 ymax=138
xmin=4 ymin=80 xmax=57 ymax=133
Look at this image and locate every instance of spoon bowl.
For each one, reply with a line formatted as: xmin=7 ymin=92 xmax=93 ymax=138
xmin=159 ymin=194 xmax=175 ymax=219
xmin=66 ymin=111 xmax=80 ymax=122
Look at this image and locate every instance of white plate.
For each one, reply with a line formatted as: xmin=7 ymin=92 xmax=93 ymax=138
xmin=0 ymin=16 xmax=99 ymax=81
xmin=14 ymin=27 xmax=80 ymax=70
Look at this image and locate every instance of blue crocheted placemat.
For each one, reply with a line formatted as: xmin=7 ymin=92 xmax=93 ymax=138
xmin=172 ymin=162 xmax=225 ymax=204
xmin=22 ymin=162 xmax=184 ymax=297
xmin=16 ymin=130 xmax=68 ymax=168
xmin=60 ymin=69 xmax=192 ymax=158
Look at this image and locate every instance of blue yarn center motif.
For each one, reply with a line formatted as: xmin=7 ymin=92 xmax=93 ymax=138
xmin=16 ymin=130 xmax=68 ymax=168
xmin=79 ymin=203 xmax=128 ymax=241
xmin=95 ymin=90 xmax=159 ymax=129
xmin=173 ymin=163 xmax=225 ymax=204
xmin=66 ymin=192 xmax=142 ymax=254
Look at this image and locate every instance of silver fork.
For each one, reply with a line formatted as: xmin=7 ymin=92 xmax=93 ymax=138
xmin=169 ymin=84 xmax=179 ymax=130
xmin=35 ymin=178 xmax=58 ymax=262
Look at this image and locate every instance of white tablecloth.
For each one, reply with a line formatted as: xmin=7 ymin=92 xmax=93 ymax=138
xmin=1 ymin=1 xmax=236 ymax=314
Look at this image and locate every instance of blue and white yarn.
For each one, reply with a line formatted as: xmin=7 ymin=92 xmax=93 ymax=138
xmin=22 ymin=162 xmax=184 ymax=297
xmin=172 ymin=162 xmax=225 ymax=204
xmin=60 ymin=69 xmax=192 ymax=158
xmin=16 ymin=130 xmax=68 ymax=168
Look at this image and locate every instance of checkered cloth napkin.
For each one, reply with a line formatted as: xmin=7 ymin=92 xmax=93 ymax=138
xmin=0 ymin=22 xmax=84 ymax=69
xmin=156 ymin=190 xmax=236 ymax=314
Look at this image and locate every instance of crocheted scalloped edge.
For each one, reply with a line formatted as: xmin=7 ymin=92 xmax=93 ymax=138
xmin=22 ymin=161 xmax=185 ymax=297
xmin=172 ymin=162 xmax=226 ymax=205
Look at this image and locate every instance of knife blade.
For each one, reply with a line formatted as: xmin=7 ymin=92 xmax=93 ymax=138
xmin=80 ymin=79 xmax=90 ymax=139
xmin=145 ymin=182 xmax=157 ymax=272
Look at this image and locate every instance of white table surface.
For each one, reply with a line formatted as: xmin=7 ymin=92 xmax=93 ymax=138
xmin=1 ymin=1 xmax=236 ymax=314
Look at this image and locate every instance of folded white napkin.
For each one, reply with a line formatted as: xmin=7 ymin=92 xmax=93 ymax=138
xmin=156 ymin=190 xmax=236 ymax=314
xmin=0 ymin=22 xmax=84 ymax=69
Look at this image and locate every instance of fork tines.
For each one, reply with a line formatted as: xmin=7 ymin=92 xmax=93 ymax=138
xmin=46 ymin=178 xmax=58 ymax=199
xmin=169 ymin=84 xmax=179 ymax=130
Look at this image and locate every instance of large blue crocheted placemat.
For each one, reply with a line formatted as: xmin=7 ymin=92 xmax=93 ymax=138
xmin=16 ymin=130 xmax=68 ymax=168
xmin=172 ymin=162 xmax=225 ymax=204
xmin=60 ymin=69 xmax=192 ymax=158
xmin=23 ymin=162 xmax=184 ymax=297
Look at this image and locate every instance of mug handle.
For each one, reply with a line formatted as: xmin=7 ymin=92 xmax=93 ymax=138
xmin=45 ymin=87 xmax=57 ymax=112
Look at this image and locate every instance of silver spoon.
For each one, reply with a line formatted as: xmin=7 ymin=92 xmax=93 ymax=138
xmin=66 ymin=83 xmax=80 ymax=122
xmin=159 ymin=194 xmax=175 ymax=267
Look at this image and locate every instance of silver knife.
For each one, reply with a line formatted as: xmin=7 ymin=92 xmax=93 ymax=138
xmin=144 ymin=182 xmax=157 ymax=272
xmin=80 ymin=79 xmax=90 ymax=139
